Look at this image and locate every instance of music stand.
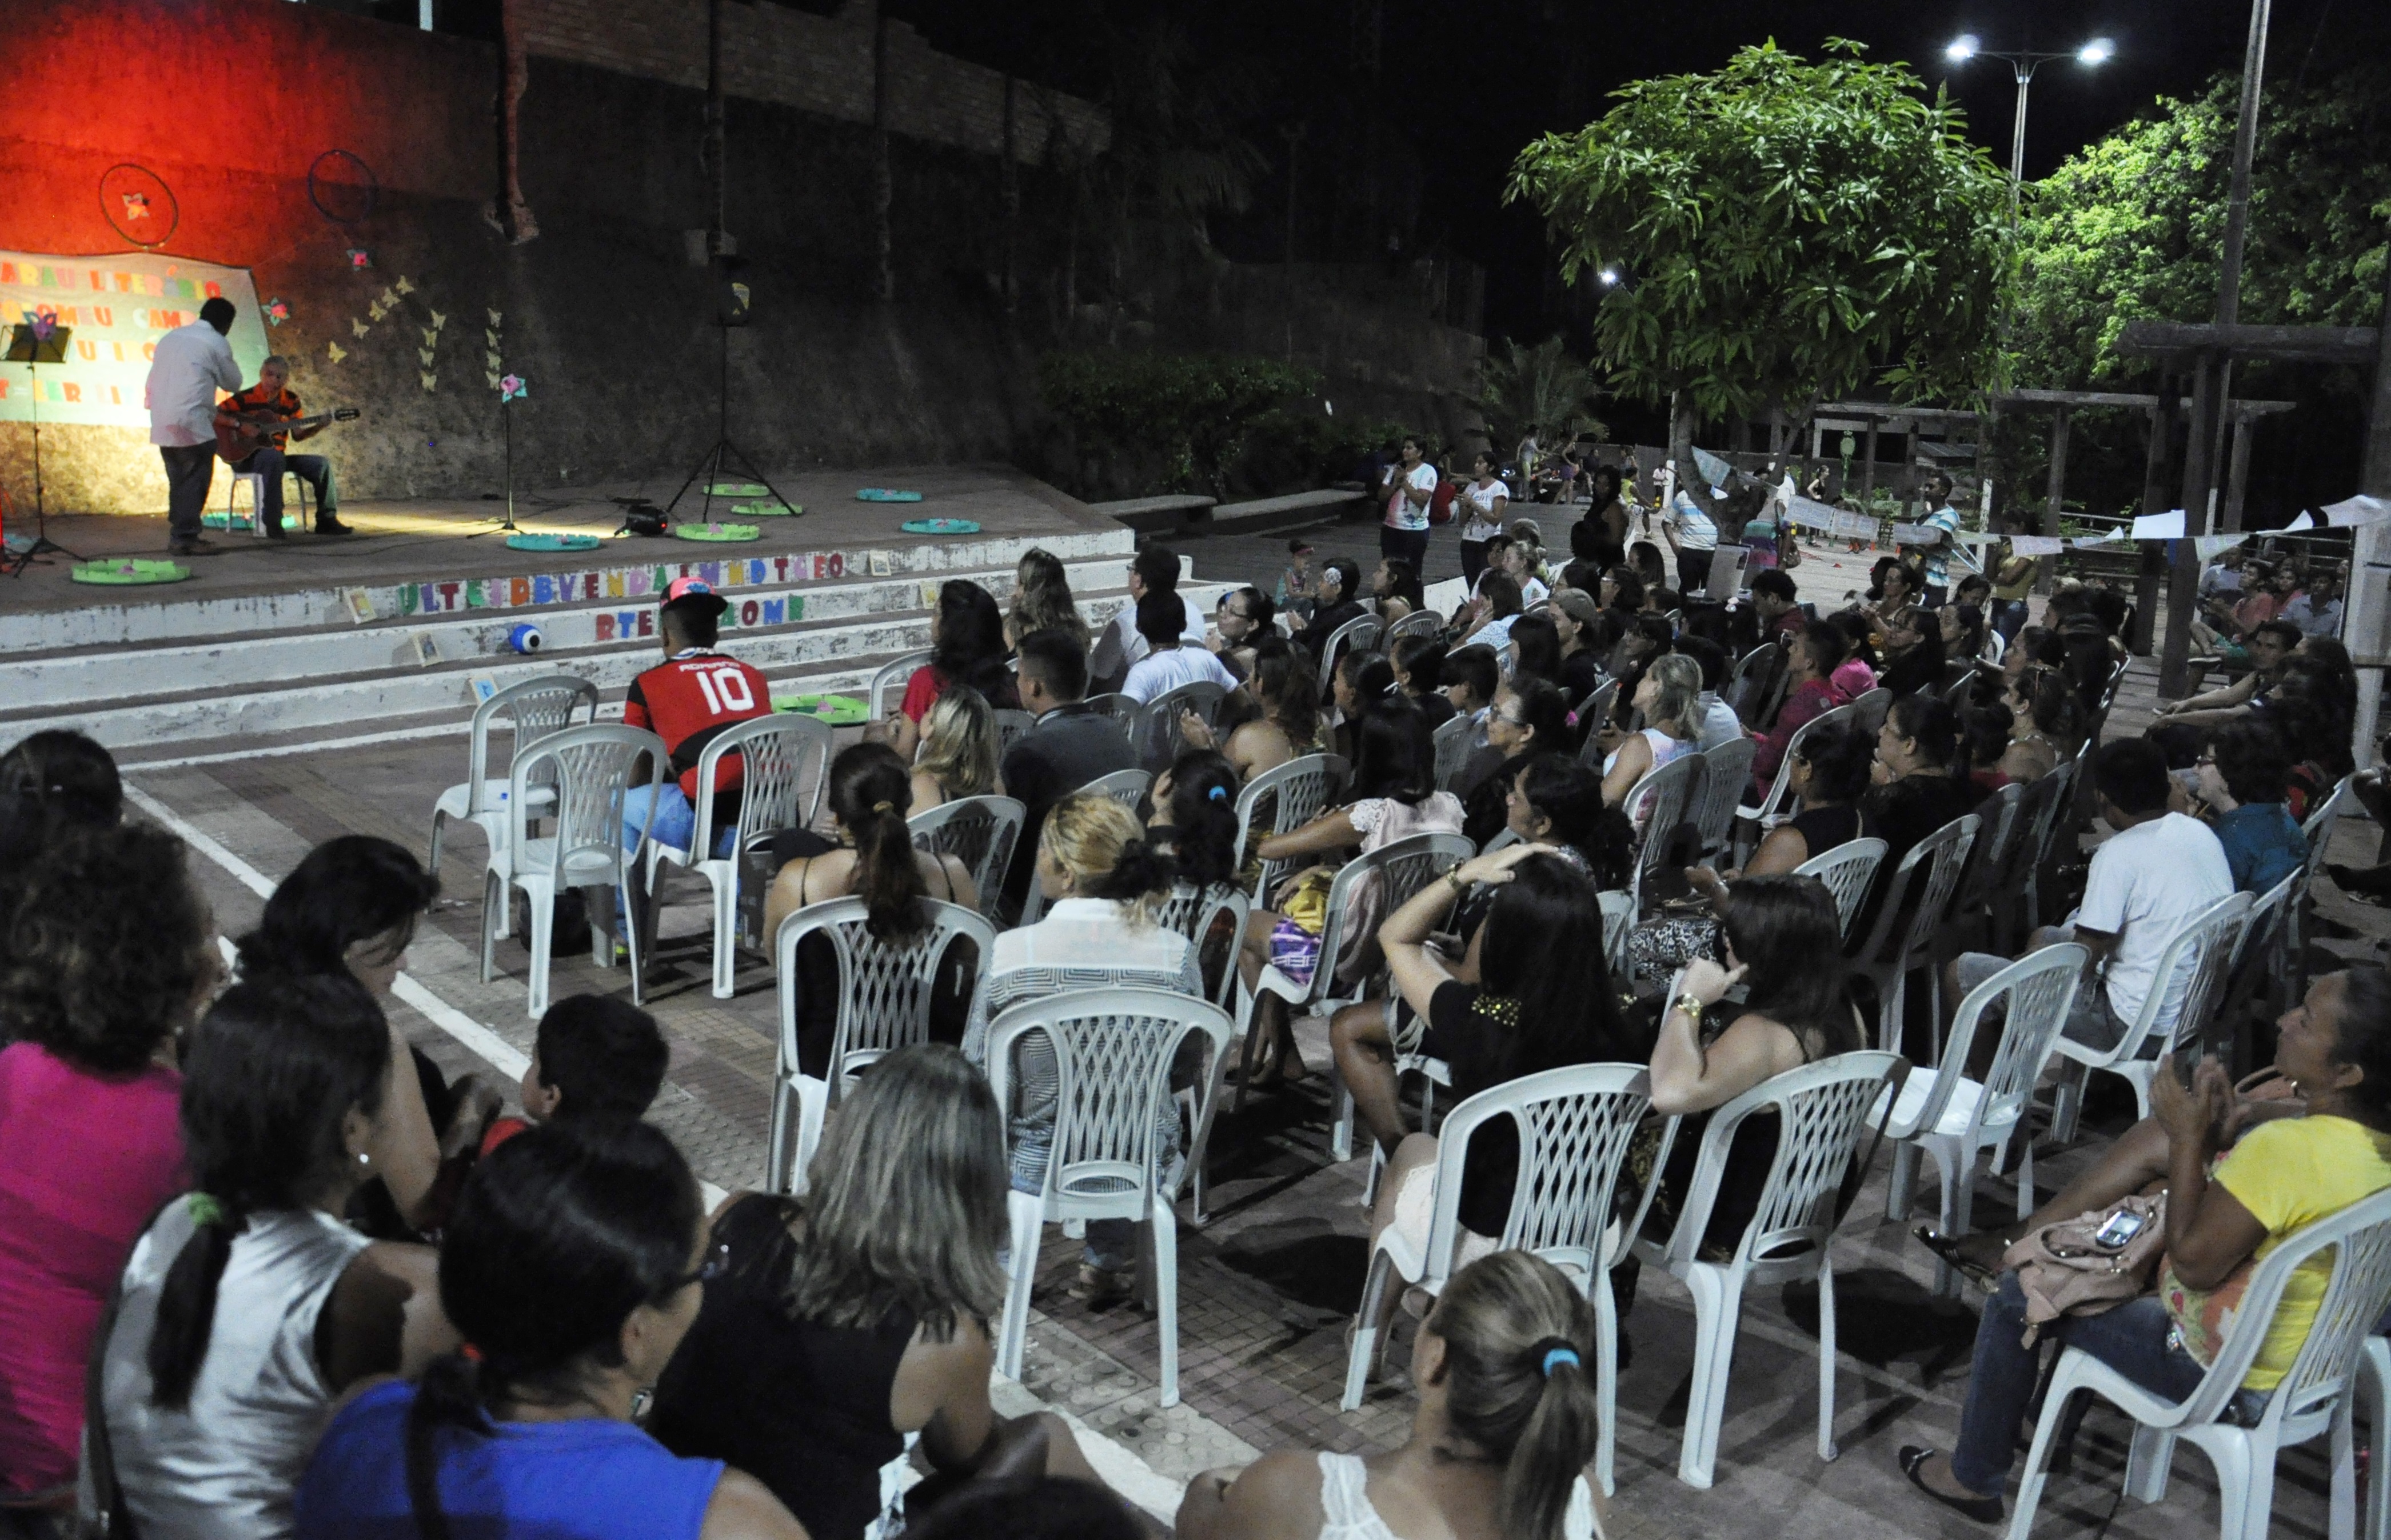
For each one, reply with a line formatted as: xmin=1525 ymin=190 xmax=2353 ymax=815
xmin=660 ymin=258 xmax=797 ymax=525
xmin=3 ymin=322 xmax=83 ymax=574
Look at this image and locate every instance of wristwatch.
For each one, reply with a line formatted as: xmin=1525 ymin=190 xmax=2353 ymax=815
xmin=1672 ymin=992 xmax=1706 ymax=1025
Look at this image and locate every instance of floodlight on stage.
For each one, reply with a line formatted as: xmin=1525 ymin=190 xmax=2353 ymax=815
xmin=2077 ymin=38 xmax=2115 ymax=65
xmin=1945 ymin=34 xmax=1979 ymax=62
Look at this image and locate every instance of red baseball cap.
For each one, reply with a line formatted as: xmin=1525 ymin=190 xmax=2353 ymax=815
xmin=661 ymin=575 xmax=728 ymax=617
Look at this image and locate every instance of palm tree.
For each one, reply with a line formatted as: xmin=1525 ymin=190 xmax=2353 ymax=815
xmin=1468 ymin=335 xmax=1608 ymax=463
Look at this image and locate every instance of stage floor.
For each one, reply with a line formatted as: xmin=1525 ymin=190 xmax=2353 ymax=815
xmin=1 ymin=462 xmax=1116 ymax=614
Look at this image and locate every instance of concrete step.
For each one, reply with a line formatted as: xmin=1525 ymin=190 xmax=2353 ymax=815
xmin=13 ymin=554 xmax=1135 ymax=709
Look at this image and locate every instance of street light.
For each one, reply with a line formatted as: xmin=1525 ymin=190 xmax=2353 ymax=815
xmin=1944 ymin=34 xmax=2118 ymax=222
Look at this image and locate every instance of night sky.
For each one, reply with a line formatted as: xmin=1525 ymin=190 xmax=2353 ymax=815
xmin=891 ymin=0 xmax=2377 ymax=342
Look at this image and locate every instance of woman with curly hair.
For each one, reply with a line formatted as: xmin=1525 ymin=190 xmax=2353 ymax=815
xmin=1003 ymin=547 xmax=1089 ymax=655
xmin=909 ymin=685 xmax=1003 ymax=815
xmin=889 ymin=579 xmax=1019 ymax=761
xmin=0 ymin=825 xmax=218 ymax=1507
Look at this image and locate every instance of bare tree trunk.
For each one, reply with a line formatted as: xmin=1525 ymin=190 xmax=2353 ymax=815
xmin=491 ymin=0 xmax=537 ymax=242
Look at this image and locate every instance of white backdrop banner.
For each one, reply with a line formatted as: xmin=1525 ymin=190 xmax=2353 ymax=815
xmin=1 ymin=251 xmax=268 ymax=428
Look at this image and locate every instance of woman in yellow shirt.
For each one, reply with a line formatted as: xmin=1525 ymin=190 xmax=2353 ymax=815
xmin=1899 ymin=967 xmax=2391 ymax=1522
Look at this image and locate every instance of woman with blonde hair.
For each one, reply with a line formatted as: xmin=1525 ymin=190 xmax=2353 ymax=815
xmin=1177 ymin=1250 xmax=1604 ymax=1540
xmin=1598 ymin=651 xmax=1702 ymax=820
xmin=1004 ymin=548 xmax=1090 ymax=654
xmin=648 ymin=1045 xmax=1110 ymax=1540
xmin=966 ymin=793 xmax=1201 ymax=1304
xmin=911 ymin=685 xmax=1003 ymax=814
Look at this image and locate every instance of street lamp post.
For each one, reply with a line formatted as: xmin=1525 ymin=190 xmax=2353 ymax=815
xmin=1945 ymin=34 xmax=2114 ymax=224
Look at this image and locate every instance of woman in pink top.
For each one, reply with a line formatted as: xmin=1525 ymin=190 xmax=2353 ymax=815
xmin=0 ymin=825 xmax=218 ymax=1501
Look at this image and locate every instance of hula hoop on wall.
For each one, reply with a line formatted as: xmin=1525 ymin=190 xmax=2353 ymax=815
xmin=308 ymin=150 xmax=380 ymax=226
xmin=99 ymin=164 xmax=179 ymax=248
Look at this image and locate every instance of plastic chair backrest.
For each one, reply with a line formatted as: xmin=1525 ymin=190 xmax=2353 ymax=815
xmin=1598 ymin=890 xmax=1635 ymax=979
xmin=1575 ymin=682 xmax=1620 ymax=768
xmin=775 ymin=896 xmax=995 ymax=1093
xmin=1318 ymin=615 xmax=1384 ymax=693
xmin=1310 ymin=831 xmax=1475 ymax=1003
xmin=993 ymin=709 xmax=1037 ymax=759
xmin=1416 ymin=1064 xmax=1654 ymax=1286
xmin=1791 ymin=838 xmax=1886 ymax=944
xmin=1869 ymin=814 xmax=1978 ymax=969
xmin=2302 ymin=775 xmax=2351 ymax=847
xmin=1137 ymin=680 xmax=1229 ymax=764
xmin=1848 ymin=688 xmax=1894 ymax=739
xmin=1432 ymin=713 xmax=1476 ymax=791
xmin=1627 ymin=751 xmax=1703 ymax=895
xmin=510 ymin=725 xmax=664 ymax=880
xmin=868 ymin=650 xmax=933 ymax=721
xmin=1725 ymin=643 xmax=1781 ymax=727
xmin=1481 ymin=827 xmax=1523 ymax=855
xmin=1999 ymin=772 xmax=2067 ymax=892
xmin=1912 ymin=944 xmax=2086 ymax=1135
xmin=688 ymin=714 xmax=833 ymax=859
xmin=1083 ymin=692 xmax=1139 ymax=740
xmin=2031 ymin=754 xmax=2082 ymax=871
xmin=1666 ymin=1050 xmax=1906 ymax=1271
xmin=1233 ymin=753 xmax=1348 ymax=900
xmin=1155 ymin=881 xmax=1248 ymax=1009
xmin=1381 ymin=610 xmax=1443 ymax=648
xmin=1951 ymin=782 xmax=2024 ymax=915
xmin=985 ymin=987 xmax=1232 ymax=1202
xmin=2115 ymin=890 xmax=2256 ymax=1061
xmin=1981 ymin=629 xmax=2005 ymax=666
xmin=464 ymin=674 xmax=599 ymax=817
xmin=1077 ymin=768 xmax=1152 ymax=811
xmin=907 ymin=795 xmax=1027 ymax=922
xmin=2170 ymin=1185 xmax=2391 ymax=1430
xmin=1746 ymin=701 xmax=1854 ymax=821
xmin=1693 ymin=738 xmax=1757 ymax=855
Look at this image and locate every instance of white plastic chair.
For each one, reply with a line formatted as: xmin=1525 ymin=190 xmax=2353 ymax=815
xmin=640 ymin=714 xmax=832 ymax=1000
xmin=988 ymin=987 xmax=1234 ymax=1409
xmin=1725 ymin=643 xmax=1785 ymax=729
xmin=1135 ymin=679 xmax=1229 ymax=768
xmin=1339 ymin=1063 xmax=1654 ymax=1494
xmin=1733 ymin=702 xmax=1855 ymax=865
xmin=1599 ymin=889 xmax=1635 ymax=981
xmin=1232 ymin=753 xmax=1349 ymax=905
xmin=2286 ymin=776 xmax=2352 ymax=998
xmin=1691 ymin=738 xmax=1757 ymax=865
xmin=1016 ymin=771 xmax=1153 ymax=928
xmin=1082 ymin=691 xmax=1139 ymax=741
xmin=226 ymin=465 xmax=309 ymax=536
xmin=1575 ymin=681 xmax=1621 ymax=770
xmin=908 ymin=794 xmax=1027 ymax=926
xmin=2021 ymin=753 xmax=2083 ymax=937
xmin=1432 ymin=713 xmax=1477 ymax=791
xmin=1879 ymin=944 xmax=2086 ymax=1294
xmin=768 ymin=896 xmax=995 ymax=1194
xmin=1781 ymin=839 xmax=1880 ymax=945
xmin=1631 ymin=1050 xmax=1909 ymax=1489
xmin=1846 ymin=686 xmax=1894 ymax=739
xmin=1848 ymin=814 xmax=1979 ymax=1054
xmin=1316 ymin=614 xmax=1384 ymax=694
xmin=478 ymin=723 xmax=665 ymax=1019
xmin=428 ymin=674 xmax=599 ymax=899
xmin=1159 ymin=879 xmax=1253 ymax=1226
xmin=2049 ymin=891 xmax=2257 ymax=1142
xmin=1625 ymin=752 xmax=1704 ymax=915
xmin=2009 ymin=1185 xmax=2391 ymax=1540
xmin=1980 ymin=627 xmax=2005 ymax=666
xmin=993 ymin=708 xmax=1037 ymax=759
xmin=2340 ymin=1335 xmax=2391 ymax=1540
xmin=868 ymin=650 xmax=933 ymax=721
xmin=1380 ymin=610 xmax=1443 ymax=648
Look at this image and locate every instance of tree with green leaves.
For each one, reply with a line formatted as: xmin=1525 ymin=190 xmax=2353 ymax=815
xmin=1507 ymin=39 xmax=2013 ymax=474
xmin=1468 ymin=337 xmax=1609 ymax=465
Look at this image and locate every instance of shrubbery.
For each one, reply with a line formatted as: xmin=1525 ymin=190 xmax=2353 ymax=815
xmin=1036 ymin=350 xmax=1319 ymax=497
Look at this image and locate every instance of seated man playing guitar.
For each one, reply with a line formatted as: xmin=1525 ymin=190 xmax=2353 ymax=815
xmin=214 ymin=354 xmax=356 ymax=537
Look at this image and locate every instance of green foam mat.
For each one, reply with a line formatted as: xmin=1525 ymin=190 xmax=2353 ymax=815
xmin=73 ymin=559 xmax=190 ymax=585
xmin=899 ymin=517 xmax=979 ymax=535
xmin=673 ymin=522 xmax=762 ymax=543
xmin=731 ymin=501 xmax=801 ymax=517
xmin=772 ymin=693 xmax=869 ymax=726
xmin=856 ymin=488 xmax=924 ymax=502
xmin=707 ymin=482 xmax=769 ymax=497
xmin=505 ymin=532 xmax=603 ymax=551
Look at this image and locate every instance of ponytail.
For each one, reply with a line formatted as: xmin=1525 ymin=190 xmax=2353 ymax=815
xmin=1041 ymin=795 xmax=1173 ymax=925
xmin=146 ymin=1195 xmax=243 ymax=1411
xmin=404 ymin=1351 xmax=491 ymax=1540
xmin=827 ymin=743 xmax=930 ymax=941
xmin=1426 ymin=1251 xmax=1601 ymax=1540
xmin=1083 ymin=835 xmax=1179 ymax=924
xmin=1163 ymin=751 xmax=1241 ymax=889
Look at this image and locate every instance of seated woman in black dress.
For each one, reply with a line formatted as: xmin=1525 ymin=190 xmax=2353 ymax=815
xmin=649 ymin=1045 xmax=1116 ymax=1540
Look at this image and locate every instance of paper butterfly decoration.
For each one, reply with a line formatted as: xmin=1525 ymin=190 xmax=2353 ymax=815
xmin=500 ymin=374 xmax=527 ymax=402
xmin=394 ymin=277 xmax=415 ymax=296
xmin=486 ymin=310 xmax=502 ymax=327
xmin=421 ymin=327 xmax=438 ymax=345
xmin=484 ymin=329 xmax=500 ymax=348
xmin=328 ymin=342 xmax=347 ymax=363
xmin=420 ymin=372 xmax=438 ymax=393
xmin=377 ymin=287 xmax=398 ymax=309
xmin=119 ymin=192 xmax=151 ymax=221
xmin=350 ymin=318 xmax=371 ymax=338
xmin=485 ymin=350 xmax=502 ymax=371
xmin=264 ymin=299 xmax=290 ymax=326
xmin=427 ymin=310 xmax=445 ymax=330
xmin=417 ymin=348 xmax=435 ymax=366
xmin=367 ymin=301 xmax=388 ymax=322
xmin=485 ymin=371 xmax=501 ymax=389
xmin=346 ymin=249 xmax=372 ymax=270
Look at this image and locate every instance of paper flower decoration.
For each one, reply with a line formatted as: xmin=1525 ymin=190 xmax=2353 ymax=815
xmin=346 ymin=248 xmax=372 ymax=270
xmin=120 ymin=192 xmax=151 ymax=221
xmin=24 ymin=307 xmax=58 ymax=343
xmin=500 ymin=374 xmax=528 ymax=402
xmin=264 ymin=298 xmax=290 ymax=326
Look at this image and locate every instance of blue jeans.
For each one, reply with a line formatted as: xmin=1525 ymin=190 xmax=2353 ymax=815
xmin=1949 ymin=1270 xmax=2265 ymax=1495
xmin=619 ymin=784 xmax=736 ymax=859
xmin=1005 ymin=1170 xmax=1135 ymax=1271
xmin=1992 ymin=598 xmax=2030 ymax=643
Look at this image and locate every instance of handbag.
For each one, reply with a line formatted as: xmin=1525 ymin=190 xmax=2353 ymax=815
xmin=2000 ymin=1192 xmax=2169 ymax=1346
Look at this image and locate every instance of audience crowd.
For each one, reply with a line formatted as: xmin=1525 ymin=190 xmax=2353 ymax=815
xmin=1 ymin=470 xmax=2384 ymax=1540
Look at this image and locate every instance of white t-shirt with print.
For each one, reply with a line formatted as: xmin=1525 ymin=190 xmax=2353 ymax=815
xmin=1459 ymin=478 xmax=1508 ymax=542
xmin=1386 ymin=463 xmax=1436 ymax=533
xmin=2076 ymin=811 xmax=2234 ymax=1035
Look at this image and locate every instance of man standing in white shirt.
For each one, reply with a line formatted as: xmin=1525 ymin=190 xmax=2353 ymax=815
xmin=1660 ymin=464 xmax=1720 ymax=593
xmin=1379 ymin=433 xmax=1436 ymax=577
xmin=144 ymin=298 xmax=241 ymax=557
xmin=1947 ymin=738 xmax=2232 ymax=1050
xmin=1087 ymin=543 xmax=1207 ymax=691
xmin=1915 ymin=473 xmax=1975 ymax=610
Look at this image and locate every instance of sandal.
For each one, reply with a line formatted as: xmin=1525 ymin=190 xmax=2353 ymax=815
xmin=1899 ymin=1446 xmax=2003 ymax=1523
xmin=1913 ymin=1226 xmax=2001 ymax=1291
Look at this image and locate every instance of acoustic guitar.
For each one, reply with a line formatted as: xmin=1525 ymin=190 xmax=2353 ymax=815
xmin=214 ymin=405 xmax=360 ymax=463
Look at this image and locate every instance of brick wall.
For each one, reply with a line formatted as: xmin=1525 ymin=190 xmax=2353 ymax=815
xmin=512 ymin=0 xmax=1108 ymax=163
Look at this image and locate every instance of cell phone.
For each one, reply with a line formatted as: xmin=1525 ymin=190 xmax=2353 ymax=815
xmin=2093 ymin=1208 xmax=2148 ymax=1249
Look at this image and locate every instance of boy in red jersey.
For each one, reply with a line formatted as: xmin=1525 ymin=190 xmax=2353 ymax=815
xmin=619 ymin=577 xmax=774 ymax=861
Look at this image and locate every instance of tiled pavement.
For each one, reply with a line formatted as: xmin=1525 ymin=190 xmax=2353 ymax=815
xmin=111 ymin=523 xmax=2391 ymax=1539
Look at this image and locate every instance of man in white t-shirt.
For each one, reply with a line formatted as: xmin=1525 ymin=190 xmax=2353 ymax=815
xmin=1380 ymin=433 xmax=1436 ymax=577
xmin=1661 ymin=470 xmax=1721 ymax=593
xmin=1121 ymin=593 xmax=1239 ymax=705
xmin=1949 ymin=738 xmax=2233 ymax=1050
xmin=143 ymin=297 xmax=242 ymax=557
xmin=1914 ymin=473 xmax=1976 ymax=609
xmin=1088 ymin=543 xmax=1208 ymax=691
